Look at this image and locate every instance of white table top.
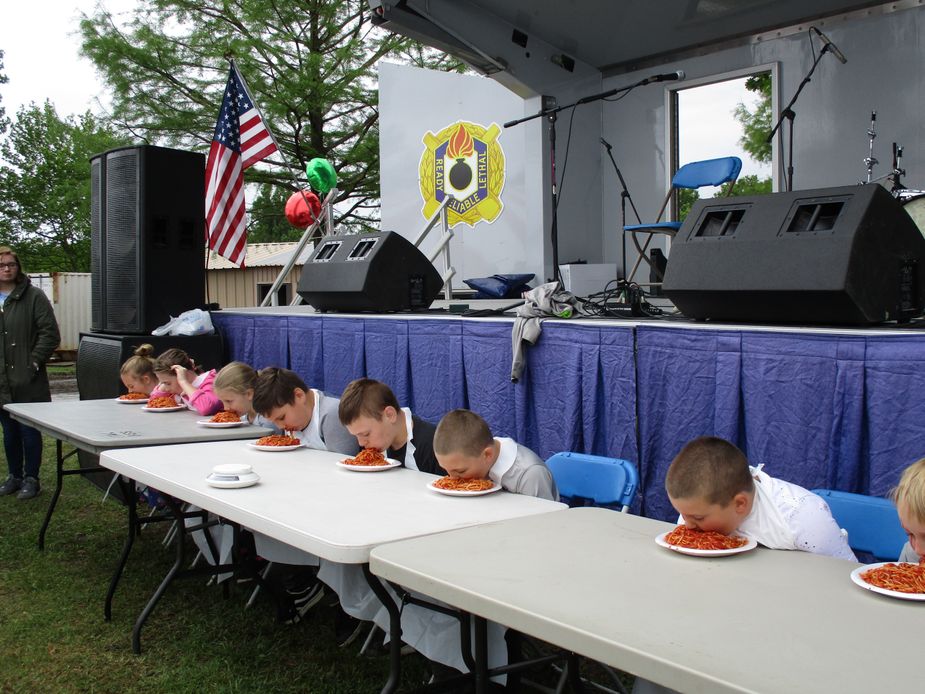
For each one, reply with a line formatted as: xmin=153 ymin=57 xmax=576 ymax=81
xmin=4 ymin=399 xmax=270 ymax=454
xmin=100 ymin=440 xmax=565 ymax=564
xmin=370 ymin=507 xmax=922 ymax=693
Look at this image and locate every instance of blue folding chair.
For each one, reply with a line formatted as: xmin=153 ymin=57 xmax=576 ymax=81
xmin=812 ymin=489 xmax=908 ymax=562
xmin=624 ymin=156 xmax=742 ymax=283
xmin=546 ymin=452 xmax=639 ymax=512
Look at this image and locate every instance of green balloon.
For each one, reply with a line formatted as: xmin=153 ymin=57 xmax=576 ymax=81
xmin=305 ymin=158 xmax=338 ymax=196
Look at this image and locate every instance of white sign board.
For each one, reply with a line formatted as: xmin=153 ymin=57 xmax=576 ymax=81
xmin=378 ymin=62 xmax=543 ymax=290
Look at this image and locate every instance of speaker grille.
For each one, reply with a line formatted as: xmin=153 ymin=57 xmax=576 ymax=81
xmin=105 ymin=149 xmax=141 ymax=332
xmin=90 ymin=156 xmax=105 ymax=331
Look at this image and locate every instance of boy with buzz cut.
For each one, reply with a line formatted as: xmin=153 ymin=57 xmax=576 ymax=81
xmin=434 ymin=408 xmax=558 ymax=501
xmin=633 ymin=436 xmax=856 ymax=694
xmin=371 ymin=409 xmax=558 ymax=679
xmin=249 ymin=367 xmax=360 ymax=624
xmin=664 ymin=436 xmax=854 ymax=560
xmin=337 ymin=377 xmax=440 ymax=474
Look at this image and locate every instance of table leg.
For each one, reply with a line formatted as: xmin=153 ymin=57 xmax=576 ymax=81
xmin=132 ymin=495 xmax=189 ymax=654
xmin=105 ymin=476 xmax=138 ymax=621
xmin=473 ymin=615 xmax=489 ymax=694
xmin=363 ymin=563 xmax=402 ymax=694
xmin=37 ymin=440 xmax=66 ymax=550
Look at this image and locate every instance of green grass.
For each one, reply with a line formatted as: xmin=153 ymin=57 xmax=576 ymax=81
xmin=0 ymin=442 xmax=430 ymax=693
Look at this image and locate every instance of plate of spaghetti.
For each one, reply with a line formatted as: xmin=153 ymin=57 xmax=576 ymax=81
xmin=428 ymin=477 xmax=501 ymax=496
xmin=655 ymin=526 xmax=757 ymax=557
xmin=197 ymin=411 xmax=245 ymax=428
xmin=116 ymin=393 xmax=149 ymax=404
xmin=338 ymin=448 xmax=401 ymax=471
xmin=851 ymin=562 xmax=925 ymax=601
xmin=248 ymin=434 xmax=302 ymax=451
xmin=142 ymin=396 xmax=185 ymax=412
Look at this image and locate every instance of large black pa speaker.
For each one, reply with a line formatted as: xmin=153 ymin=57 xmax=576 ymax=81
xmin=75 ymin=332 xmax=225 ymax=502
xmin=90 ymin=145 xmax=205 ymax=334
xmin=662 ymin=185 xmax=925 ymax=324
xmin=297 ymin=231 xmax=443 ymax=312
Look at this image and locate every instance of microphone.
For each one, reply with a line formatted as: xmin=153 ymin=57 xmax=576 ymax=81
xmin=811 ymin=27 xmax=847 ymax=64
xmin=600 ymin=137 xmax=613 ymax=151
xmin=643 ymin=70 xmax=685 ymax=85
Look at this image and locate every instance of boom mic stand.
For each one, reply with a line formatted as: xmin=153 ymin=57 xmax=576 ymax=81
xmin=767 ymin=38 xmax=837 ymax=192
xmin=600 ymin=137 xmax=642 ymax=282
xmin=504 ymin=81 xmax=643 ymax=284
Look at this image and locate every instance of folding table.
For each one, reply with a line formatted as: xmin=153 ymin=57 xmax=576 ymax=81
xmin=371 ymin=507 xmax=923 ymax=693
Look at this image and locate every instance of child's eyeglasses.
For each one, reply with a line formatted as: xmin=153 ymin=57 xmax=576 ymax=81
xmin=0 ymin=263 xmax=18 ymax=269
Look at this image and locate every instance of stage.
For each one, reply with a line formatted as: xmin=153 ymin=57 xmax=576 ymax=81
xmin=211 ymin=304 xmax=925 ymax=521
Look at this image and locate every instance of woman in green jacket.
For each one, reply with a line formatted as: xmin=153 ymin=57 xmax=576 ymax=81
xmin=0 ymin=247 xmax=60 ymax=500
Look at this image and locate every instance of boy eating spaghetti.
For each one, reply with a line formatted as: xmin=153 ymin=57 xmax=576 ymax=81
xmin=433 ymin=408 xmax=558 ymax=501
xmin=894 ymin=457 xmax=925 ymax=563
xmin=664 ymin=436 xmax=855 ymax=559
xmin=250 ymin=367 xmax=360 ymax=623
xmin=633 ymin=436 xmax=857 ymax=694
xmin=337 ymin=378 xmax=440 ymax=474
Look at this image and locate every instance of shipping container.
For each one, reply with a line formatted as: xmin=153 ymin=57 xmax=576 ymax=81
xmin=29 ymin=273 xmax=91 ymax=358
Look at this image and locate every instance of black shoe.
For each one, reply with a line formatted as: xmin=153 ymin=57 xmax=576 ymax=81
xmin=0 ymin=476 xmax=23 ymax=496
xmin=17 ymin=477 xmax=40 ymax=500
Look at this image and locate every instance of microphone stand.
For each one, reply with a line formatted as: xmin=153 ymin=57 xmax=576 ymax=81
xmin=601 ymin=139 xmax=642 ymax=281
xmin=505 ymin=81 xmax=644 ymax=283
xmin=767 ymin=43 xmax=833 ymax=192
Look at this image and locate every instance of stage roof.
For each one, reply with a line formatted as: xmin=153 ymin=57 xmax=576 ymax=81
xmin=370 ymin=1 xmax=885 ymax=89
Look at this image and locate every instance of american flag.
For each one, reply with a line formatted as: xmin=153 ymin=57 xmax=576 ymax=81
xmin=205 ymin=65 xmax=278 ymax=267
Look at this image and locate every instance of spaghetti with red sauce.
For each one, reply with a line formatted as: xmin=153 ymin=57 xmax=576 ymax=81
xmin=663 ymin=526 xmax=749 ymax=550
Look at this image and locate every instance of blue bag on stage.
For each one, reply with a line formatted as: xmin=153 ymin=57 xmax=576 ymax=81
xmin=463 ymin=273 xmax=535 ymax=299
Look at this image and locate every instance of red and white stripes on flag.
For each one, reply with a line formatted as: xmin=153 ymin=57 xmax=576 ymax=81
xmin=205 ymin=65 xmax=278 ymax=267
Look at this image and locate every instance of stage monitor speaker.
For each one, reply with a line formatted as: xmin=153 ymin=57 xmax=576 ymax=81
xmin=297 ymin=231 xmax=443 ymax=312
xmin=90 ymin=145 xmax=205 ymax=334
xmin=75 ymin=332 xmax=225 ymax=502
xmin=662 ymin=184 xmax=925 ymax=325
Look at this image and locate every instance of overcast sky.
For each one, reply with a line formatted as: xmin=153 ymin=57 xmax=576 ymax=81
xmin=0 ymin=2 xmax=140 ymax=119
xmin=0 ymin=1 xmax=768 ymax=191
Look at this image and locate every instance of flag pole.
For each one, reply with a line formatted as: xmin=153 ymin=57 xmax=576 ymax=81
xmin=229 ymin=57 xmax=332 ymax=246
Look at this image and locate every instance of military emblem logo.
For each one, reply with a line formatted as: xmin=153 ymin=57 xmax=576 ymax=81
xmin=419 ymin=121 xmax=505 ymax=227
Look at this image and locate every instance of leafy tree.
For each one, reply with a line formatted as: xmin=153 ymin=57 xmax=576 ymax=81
xmin=733 ymin=72 xmax=772 ymax=164
xmin=247 ymin=184 xmax=304 ymax=244
xmin=0 ymin=49 xmax=8 ymax=135
xmin=717 ymin=173 xmax=771 ymax=197
xmin=0 ymin=102 xmax=130 ymax=271
xmin=79 ymin=0 xmax=464 ymax=235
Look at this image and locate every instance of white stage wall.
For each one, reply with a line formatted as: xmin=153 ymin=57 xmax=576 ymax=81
xmin=378 ymin=62 xmax=548 ymax=288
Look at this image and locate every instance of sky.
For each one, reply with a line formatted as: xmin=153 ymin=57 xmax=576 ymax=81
xmin=0 ymin=2 xmax=768 ymax=191
xmin=0 ymin=1 xmax=138 ymax=120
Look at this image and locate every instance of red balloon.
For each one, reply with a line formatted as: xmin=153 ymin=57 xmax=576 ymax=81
xmin=284 ymin=190 xmax=322 ymax=228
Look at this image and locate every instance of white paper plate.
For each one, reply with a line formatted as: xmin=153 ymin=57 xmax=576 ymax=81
xmin=850 ymin=562 xmax=925 ymax=601
xmin=197 ymin=419 xmax=245 ymax=428
xmin=336 ymin=457 xmax=402 ymax=472
xmin=248 ymin=442 xmax=303 ymax=452
xmin=206 ymin=472 xmax=260 ymax=489
xmin=654 ymin=530 xmax=757 ymax=557
xmin=427 ymin=479 xmax=502 ymax=496
xmin=115 ymin=396 xmax=149 ymax=404
xmin=141 ymin=404 xmax=186 ymax=412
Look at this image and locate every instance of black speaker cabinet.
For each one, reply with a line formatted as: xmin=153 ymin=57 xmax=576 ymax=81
xmin=662 ymin=185 xmax=925 ymax=325
xmin=75 ymin=331 xmax=225 ymax=501
xmin=297 ymin=231 xmax=443 ymax=312
xmin=90 ymin=145 xmax=205 ymax=334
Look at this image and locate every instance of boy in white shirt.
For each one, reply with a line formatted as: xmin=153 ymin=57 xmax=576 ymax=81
xmin=665 ymin=436 xmax=855 ymax=560
xmin=635 ymin=435 xmax=855 ymax=694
